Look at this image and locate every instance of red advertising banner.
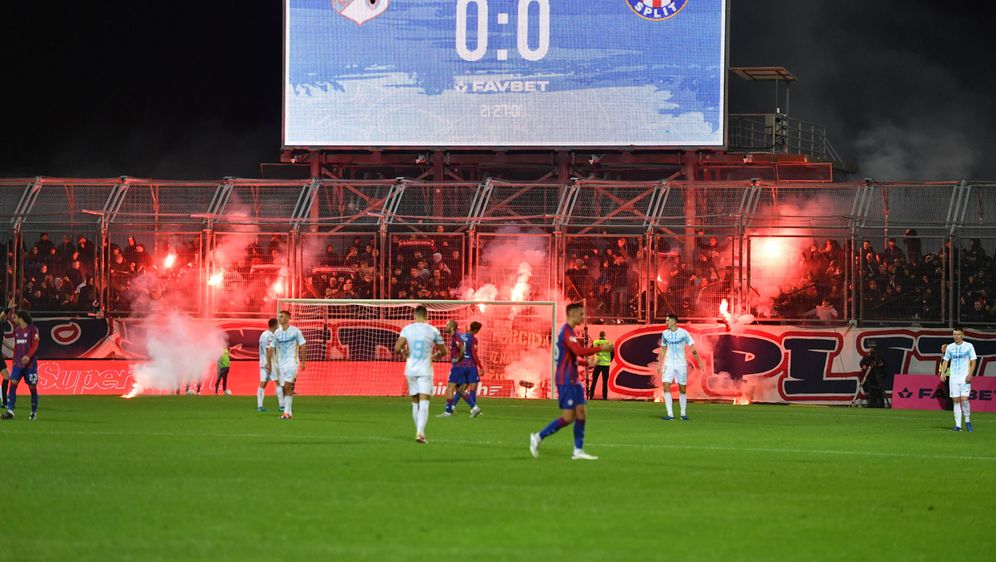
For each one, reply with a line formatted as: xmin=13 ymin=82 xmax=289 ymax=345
xmin=33 ymin=360 xmax=522 ymax=398
xmin=891 ymin=374 xmax=996 ymax=412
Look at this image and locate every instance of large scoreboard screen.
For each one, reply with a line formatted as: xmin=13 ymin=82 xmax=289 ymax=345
xmin=283 ymin=0 xmax=728 ymax=148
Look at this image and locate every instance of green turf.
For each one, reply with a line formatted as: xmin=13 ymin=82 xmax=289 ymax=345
xmin=3 ymin=396 xmax=995 ymax=561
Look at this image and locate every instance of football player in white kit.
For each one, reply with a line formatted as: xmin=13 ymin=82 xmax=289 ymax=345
xmin=394 ymin=304 xmax=446 ymax=444
xmin=938 ymin=327 xmax=977 ymax=432
xmin=658 ymin=314 xmax=703 ymax=421
xmin=256 ymin=318 xmax=284 ymax=412
xmin=272 ymin=310 xmax=306 ymax=419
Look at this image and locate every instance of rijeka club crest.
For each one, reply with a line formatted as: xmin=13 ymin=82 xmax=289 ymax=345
xmin=333 ymin=0 xmax=390 ymax=26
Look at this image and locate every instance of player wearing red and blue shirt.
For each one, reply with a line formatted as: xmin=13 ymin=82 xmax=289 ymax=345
xmin=440 ymin=320 xmax=466 ymax=416
xmin=440 ymin=321 xmax=485 ymax=417
xmin=530 ymin=303 xmax=611 ymax=460
xmin=454 ymin=321 xmax=484 ymax=417
xmin=2 ymin=310 xmax=40 ymax=420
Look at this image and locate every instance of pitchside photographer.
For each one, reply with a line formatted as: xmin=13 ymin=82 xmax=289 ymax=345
xmin=859 ymin=341 xmax=887 ymax=408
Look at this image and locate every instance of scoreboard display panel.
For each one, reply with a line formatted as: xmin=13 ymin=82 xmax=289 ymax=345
xmin=284 ymin=0 xmax=728 ymax=148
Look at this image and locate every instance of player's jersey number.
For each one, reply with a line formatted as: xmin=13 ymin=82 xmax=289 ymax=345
xmin=410 ymin=339 xmax=427 ymax=360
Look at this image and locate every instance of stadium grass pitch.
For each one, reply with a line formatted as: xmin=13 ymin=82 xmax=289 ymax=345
xmin=4 ymin=396 xmax=995 ymax=561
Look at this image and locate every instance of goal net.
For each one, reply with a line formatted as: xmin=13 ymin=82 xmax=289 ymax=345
xmin=276 ymin=299 xmax=557 ymax=398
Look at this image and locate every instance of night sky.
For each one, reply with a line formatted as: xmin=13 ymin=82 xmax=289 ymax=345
xmin=3 ymin=1 xmax=993 ymax=180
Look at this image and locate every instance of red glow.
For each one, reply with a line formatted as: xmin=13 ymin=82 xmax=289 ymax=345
xmin=163 ymin=253 xmax=177 ymax=270
xmin=755 ymin=237 xmax=789 ymax=268
xmin=207 ymin=270 xmax=224 ymax=287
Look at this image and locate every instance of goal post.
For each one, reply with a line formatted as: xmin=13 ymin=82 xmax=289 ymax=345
xmin=276 ymin=299 xmax=557 ymax=398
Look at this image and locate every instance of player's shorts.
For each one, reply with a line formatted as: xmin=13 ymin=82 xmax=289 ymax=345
xmin=259 ymin=367 xmax=277 ymax=383
xmin=557 ymin=383 xmax=587 ymax=410
xmin=406 ymin=373 xmax=433 ymax=396
xmin=949 ymin=378 xmax=972 ymax=398
xmin=662 ymin=363 xmax=688 ymax=385
xmin=10 ymin=366 xmax=38 ymax=385
xmin=450 ymin=365 xmax=480 ymax=385
xmin=277 ymin=364 xmax=299 ymax=385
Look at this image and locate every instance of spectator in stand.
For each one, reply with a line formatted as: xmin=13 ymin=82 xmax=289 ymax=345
xmin=447 ymin=249 xmax=462 ymax=274
xmin=76 ymin=277 xmax=99 ymax=312
xmin=882 ymin=238 xmax=906 ymax=265
xmin=340 ymin=278 xmax=356 ymax=299
xmin=822 ymin=239 xmax=845 ymax=267
xmin=33 ymin=233 xmax=55 ymax=256
xmin=76 ymin=235 xmax=95 ymax=275
xmin=962 ymin=239 xmax=988 ymax=272
xmin=343 ymin=246 xmax=360 ymax=266
xmin=122 ymin=236 xmax=139 ymax=265
xmin=57 ymin=235 xmax=75 ymax=267
xmin=967 ymin=299 xmax=990 ymax=323
xmin=430 ymin=252 xmax=450 ymax=276
xmin=361 ymin=243 xmax=376 ymax=265
xmin=803 ymin=298 xmax=839 ymax=321
xmin=903 ymin=229 xmax=922 ymax=265
xmin=608 ymin=254 xmax=629 ymax=320
xmin=132 ymin=243 xmax=152 ymax=270
xmin=322 ymin=244 xmax=340 ymax=266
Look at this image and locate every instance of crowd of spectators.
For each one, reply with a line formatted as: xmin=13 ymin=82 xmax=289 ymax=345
xmin=649 ymin=234 xmax=733 ymax=320
xmin=855 ymin=231 xmax=946 ymax=321
xmin=565 ymin=237 xmax=644 ymax=321
xmin=304 ymin=236 xmax=379 ymax=301
xmin=959 ymin=237 xmax=996 ymax=324
xmin=386 ymin=234 xmax=463 ymax=300
xmin=19 ymin=233 xmax=101 ymax=313
xmin=5 ymin=229 xmax=995 ymax=324
xmin=768 ymin=238 xmax=847 ymax=319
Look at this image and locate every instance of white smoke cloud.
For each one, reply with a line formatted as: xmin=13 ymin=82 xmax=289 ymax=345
xmin=124 ymin=309 xmax=227 ymax=397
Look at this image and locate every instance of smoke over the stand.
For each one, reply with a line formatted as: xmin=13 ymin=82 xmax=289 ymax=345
xmin=747 ymin=194 xmax=847 ymax=318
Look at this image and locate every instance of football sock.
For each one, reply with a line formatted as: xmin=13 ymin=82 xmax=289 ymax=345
xmin=679 ymin=393 xmax=687 ymax=416
xmin=284 ymin=395 xmax=293 ymax=416
xmin=416 ymin=400 xmax=430 ymax=435
xmin=257 ymin=387 xmax=265 ymax=408
xmin=962 ymin=401 xmax=971 ymax=422
xmin=539 ymin=417 xmax=569 ymax=439
xmin=953 ymin=402 xmax=962 ymax=427
xmin=276 ymin=386 xmax=285 ymax=407
xmin=223 ymin=375 xmax=228 ymax=392
xmin=29 ymin=387 xmax=38 ymax=413
xmin=444 ymin=398 xmax=454 ymax=413
xmin=1 ymin=379 xmax=8 ymax=407
xmin=452 ymin=391 xmax=463 ymax=410
xmin=412 ymin=402 xmax=420 ymax=427
xmin=8 ymin=383 xmax=17 ymax=411
xmin=663 ymin=391 xmax=673 ymax=417
xmin=573 ymin=419 xmax=586 ymax=449
xmin=466 ymin=390 xmax=477 ymax=409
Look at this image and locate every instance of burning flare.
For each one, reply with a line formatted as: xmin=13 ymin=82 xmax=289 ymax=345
xmin=207 ymin=270 xmax=224 ymax=287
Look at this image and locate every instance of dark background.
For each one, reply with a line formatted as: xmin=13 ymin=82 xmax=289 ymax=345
xmin=2 ymin=1 xmax=993 ymax=180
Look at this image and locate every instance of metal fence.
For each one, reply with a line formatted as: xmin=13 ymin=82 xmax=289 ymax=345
xmin=2 ymin=177 xmax=995 ymax=327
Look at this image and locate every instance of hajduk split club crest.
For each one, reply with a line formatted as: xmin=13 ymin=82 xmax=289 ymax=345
xmin=333 ymin=0 xmax=390 ymax=26
xmin=625 ymin=0 xmax=689 ymax=22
